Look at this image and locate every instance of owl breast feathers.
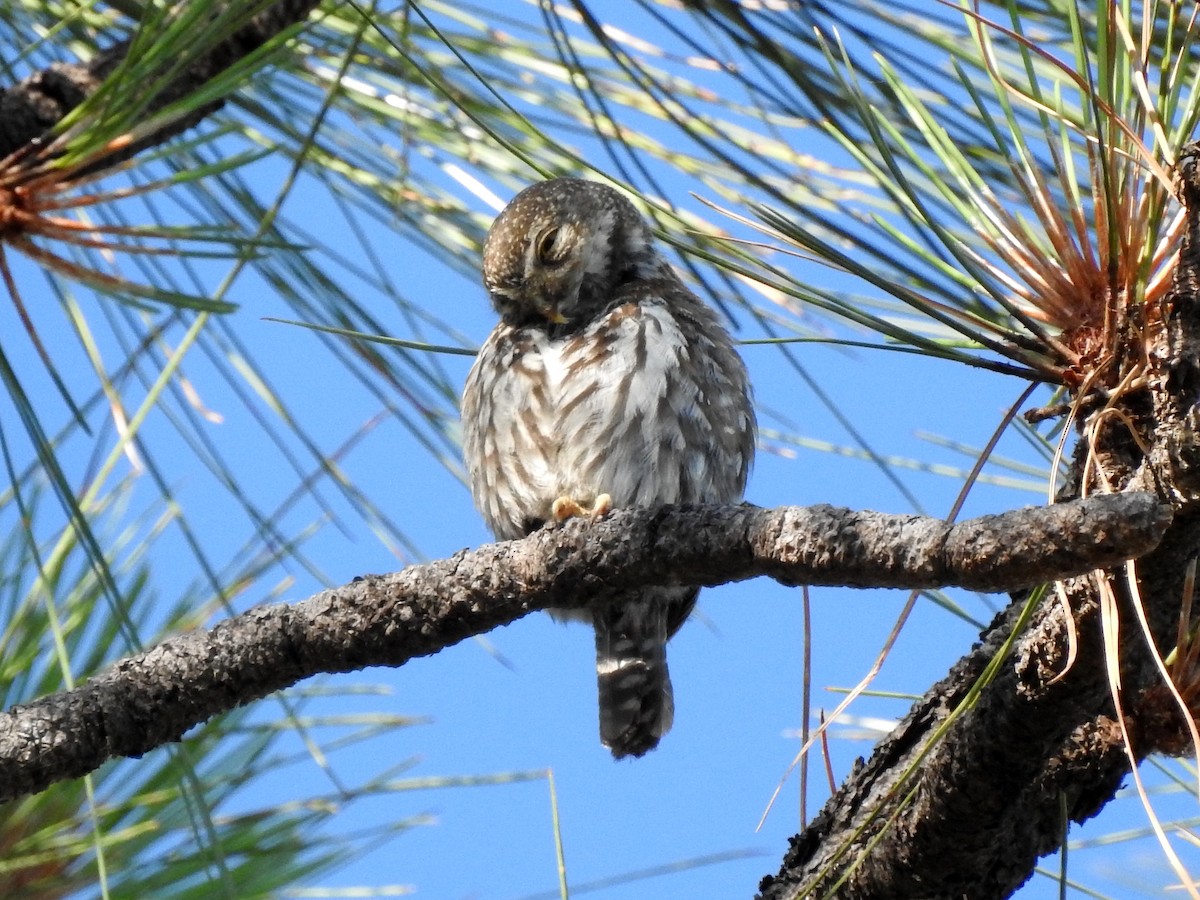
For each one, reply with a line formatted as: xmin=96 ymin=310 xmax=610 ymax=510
xmin=461 ymin=177 xmax=755 ymax=758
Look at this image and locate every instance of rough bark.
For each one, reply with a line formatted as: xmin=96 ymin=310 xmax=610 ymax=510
xmin=0 ymin=496 xmax=1167 ymax=804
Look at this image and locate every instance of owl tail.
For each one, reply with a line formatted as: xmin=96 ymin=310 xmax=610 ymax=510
xmin=593 ymin=595 xmax=674 ymax=759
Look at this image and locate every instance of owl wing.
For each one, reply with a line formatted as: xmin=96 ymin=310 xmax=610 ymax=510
xmin=461 ymin=325 xmax=563 ymax=541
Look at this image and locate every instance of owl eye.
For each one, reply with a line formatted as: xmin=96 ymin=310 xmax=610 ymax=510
xmin=533 ymin=226 xmax=565 ymax=265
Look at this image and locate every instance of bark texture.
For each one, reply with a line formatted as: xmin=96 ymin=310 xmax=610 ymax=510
xmin=0 ymin=496 xmax=1166 ymax=804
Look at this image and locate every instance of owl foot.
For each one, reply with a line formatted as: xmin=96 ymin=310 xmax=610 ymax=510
xmin=552 ymin=493 xmax=613 ymax=522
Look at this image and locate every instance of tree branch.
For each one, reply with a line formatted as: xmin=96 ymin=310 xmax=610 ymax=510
xmin=759 ymin=511 xmax=1200 ymax=900
xmin=0 ymin=494 xmax=1166 ymax=804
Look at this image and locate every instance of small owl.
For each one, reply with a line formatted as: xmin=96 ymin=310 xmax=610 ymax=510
xmin=461 ymin=178 xmax=754 ymax=758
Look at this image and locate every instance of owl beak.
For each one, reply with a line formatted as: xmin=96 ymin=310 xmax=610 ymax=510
xmin=539 ymin=304 xmax=568 ymax=325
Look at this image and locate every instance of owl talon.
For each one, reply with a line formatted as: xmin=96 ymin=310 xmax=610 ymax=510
xmin=552 ymin=493 xmax=613 ymax=522
xmin=590 ymin=493 xmax=612 ymax=520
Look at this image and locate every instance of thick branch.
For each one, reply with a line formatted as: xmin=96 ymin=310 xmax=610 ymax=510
xmin=0 ymin=495 xmax=1166 ymax=803
xmin=759 ymin=510 xmax=1200 ymax=900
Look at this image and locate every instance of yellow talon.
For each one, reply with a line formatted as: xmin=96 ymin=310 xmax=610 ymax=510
xmin=551 ymin=497 xmax=582 ymax=520
xmin=552 ymin=493 xmax=613 ymax=522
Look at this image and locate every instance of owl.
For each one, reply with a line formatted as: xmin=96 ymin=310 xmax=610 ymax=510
xmin=461 ymin=178 xmax=755 ymax=758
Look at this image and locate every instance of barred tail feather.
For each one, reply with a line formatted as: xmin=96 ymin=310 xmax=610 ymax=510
xmin=593 ymin=594 xmax=674 ymax=759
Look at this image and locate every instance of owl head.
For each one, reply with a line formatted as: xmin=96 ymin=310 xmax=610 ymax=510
xmin=481 ymin=178 xmax=660 ymax=328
